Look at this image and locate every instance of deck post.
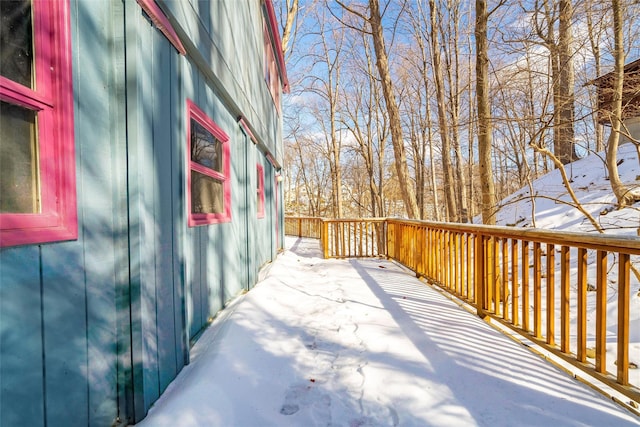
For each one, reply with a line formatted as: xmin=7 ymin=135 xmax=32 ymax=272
xmin=321 ymin=220 xmax=329 ymax=258
xmin=475 ymin=233 xmax=486 ymax=317
xmin=617 ymin=253 xmax=630 ymax=385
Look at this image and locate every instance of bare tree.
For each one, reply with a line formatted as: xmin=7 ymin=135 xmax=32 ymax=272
xmin=340 ymin=31 xmax=388 ymax=217
xmin=475 ymin=0 xmax=497 ymax=224
xmin=402 ymin=5 xmax=442 ymax=220
xmin=557 ymin=0 xmax=577 ymax=163
xmin=281 ymin=0 xmax=640 ymax=223
xmin=441 ymin=0 xmax=470 ymax=222
xmin=280 ymin=0 xmax=299 ymax=58
xmin=425 ymin=0 xmax=458 ymax=221
xmin=583 ymin=0 xmax=605 ymax=152
xmin=285 ymin=132 xmax=332 ymax=216
xmin=606 ymin=0 xmax=640 ymax=207
xmin=335 ymin=0 xmax=420 ymax=219
xmin=303 ymin=6 xmax=347 ymax=218
xmin=530 ymin=0 xmax=579 ymax=165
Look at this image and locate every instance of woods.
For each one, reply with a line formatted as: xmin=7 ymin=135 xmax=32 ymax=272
xmin=278 ymin=0 xmax=640 ymax=223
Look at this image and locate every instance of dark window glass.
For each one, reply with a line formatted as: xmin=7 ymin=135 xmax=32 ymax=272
xmin=191 ymin=170 xmax=223 ymax=214
xmin=0 ymin=0 xmax=34 ymax=88
xmin=0 ymin=101 xmax=40 ymax=213
xmin=191 ymin=119 xmax=222 ymax=173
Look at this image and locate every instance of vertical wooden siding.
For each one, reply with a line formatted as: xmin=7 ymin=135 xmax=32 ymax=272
xmin=1 ymin=1 xmax=127 ymax=425
xmin=125 ymin=4 xmax=201 ymax=420
xmin=1 ymin=0 xmax=284 ymax=425
xmin=161 ymin=0 xmax=283 ymax=165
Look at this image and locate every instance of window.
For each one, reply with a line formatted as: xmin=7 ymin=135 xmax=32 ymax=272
xmin=262 ymin=17 xmax=281 ymax=115
xmin=187 ymin=100 xmax=231 ymax=226
xmin=257 ymin=164 xmax=265 ymax=218
xmin=0 ymin=0 xmax=77 ymax=247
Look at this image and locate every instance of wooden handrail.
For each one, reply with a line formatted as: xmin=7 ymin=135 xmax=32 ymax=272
xmin=284 ymin=216 xmax=640 ymax=405
xmin=284 ymin=216 xmax=323 ymax=239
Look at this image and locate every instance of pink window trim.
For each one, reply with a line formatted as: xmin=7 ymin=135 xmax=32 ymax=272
xmin=187 ymin=99 xmax=232 ymax=227
xmin=266 ymin=153 xmax=279 ymax=169
xmin=263 ymin=0 xmax=289 ymax=93
xmin=262 ymin=18 xmax=280 ymax=113
xmin=136 ymin=0 xmax=186 ymax=55
xmin=0 ymin=0 xmax=77 ymax=248
xmin=0 ymin=77 xmax=53 ymax=109
xmin=238 ymin=116 xmax=258 ymax=145
xmin=275 ymin=173 xmax=280 ymax=249
xmin=257 ymin=164 xmax=265 ymax=219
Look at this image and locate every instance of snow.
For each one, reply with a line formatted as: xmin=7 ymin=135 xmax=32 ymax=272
xmin=136 ymin=236 xmax=640 ymax=426
xmin=491 ymin=144 xmax=640 ymax=389
xmin=494 ymin=143 xmax=640 ymax=235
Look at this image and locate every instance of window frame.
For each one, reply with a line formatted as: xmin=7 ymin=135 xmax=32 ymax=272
xmin=186 ymin=99 xmax=231 ymax=226
xmin=257 ymin=164 xmax=265 ymax=218
xmin=0 ymin=0 xmax=77 ymax=247
xmin=135 ymin=0 xmax=185 ymax=55
xmin=262 ymin=17 xmax=281 ymax=115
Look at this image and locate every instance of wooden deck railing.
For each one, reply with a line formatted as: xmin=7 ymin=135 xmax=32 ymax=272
xmin=284 ymin=216 xmax=323 ymax=239
xmin=320 ymin=218 xmax=387 ymax=258
xmin=284 ymin=216 xmax=640 ymax=405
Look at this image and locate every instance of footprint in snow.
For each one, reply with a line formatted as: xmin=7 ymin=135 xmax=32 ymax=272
xmin=350 ymin=406 xmax=399 ymax=427
xmin=280 ymin=403 xmax=299 ymax=415
xmin=279 ymin=382 xmax=332 ymax=423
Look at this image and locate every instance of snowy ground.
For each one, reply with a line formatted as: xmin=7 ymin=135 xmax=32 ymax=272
xmin=492 ymin=143 xmax=640 ymax=387
xmin=495 ymin=143 xmax=640 ymax=235
xmin=136 ymin=236 xmax=640 ymax=426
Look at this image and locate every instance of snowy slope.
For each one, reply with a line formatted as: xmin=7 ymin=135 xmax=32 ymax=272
xmin=491 ymin=144 xmax=640 ymax=390
xmin=494 ymin=143 xmax=640 ymax=235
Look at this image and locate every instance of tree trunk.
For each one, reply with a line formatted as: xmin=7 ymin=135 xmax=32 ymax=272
xmin=607 ymin=0 xmax=640 ymax=207
xmin=329 ymin=92 xmax=343 ymax=217
xmin=429 ymin=0 xmax=458 ymax=221
xmin=475 ymin=0 xmax=496 ymax=225
xmin=368 ymin=0 xmax=419 ymax=219
xmin=447 ymin=2 xmax=468 ymax=222
xmin=280 ymin=0 xmax=299 ymax=59
xmin=585 ymin=0 xmax=603 ymax=152
xmin=555 ymin=0 xmax=577 ymax=164
xmin=410 ymin=10 xmax=440 ymax=219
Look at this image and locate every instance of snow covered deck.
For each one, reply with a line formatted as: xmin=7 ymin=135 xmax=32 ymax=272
xmin=136 ymin=237 xmax=640 ymax=426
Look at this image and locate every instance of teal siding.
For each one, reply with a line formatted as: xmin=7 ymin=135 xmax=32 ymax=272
xmin=184 ymin=68 xmax=251 ymax=341
xmin=0 ymin=0 xmax=284 ymax=425
xmin=0 ymin=247 xmax=44 ymax=427
xmin=126 ymin=5 xmax=188 ymax=420
xmin=41 ymin=241 xmax=89 ymax=424
xmin=161 ymin=0 xmax=283 ymax=164
xmin=0 ymin=1 xmax=128 ymax=425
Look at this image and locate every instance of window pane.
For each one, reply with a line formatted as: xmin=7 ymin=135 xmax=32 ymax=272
xmin=191 ymin=119 xmax=222 ymax=173
xmin=0 ymin=0 xmax=34 ymax=88
xmin=256 ymin=167 xmax=262 ymax=209
xmin=0 ymin=100 xmax=40 ymax=213
xmin=191 ymin=170 xmax=223 ymax=214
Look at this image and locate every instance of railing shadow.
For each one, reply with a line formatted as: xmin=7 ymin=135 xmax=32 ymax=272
xmin=348 ymin=258 xmax=638 ymax=425
xmin=287 ymin=237 xmax=322 ymax=259
xmin=287 ymin=215 xmax=640 ymax=405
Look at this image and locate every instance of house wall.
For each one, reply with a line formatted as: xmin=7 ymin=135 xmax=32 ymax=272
xmin=0 ymin=0 xmax=284 ymax=426
xmin=620 ymin=117 xmax=640 ymax=145
xmin=1 ymin=2 xmax=126 ymax=425
xmin=161 ymin=0 xmax=284 ymax=165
